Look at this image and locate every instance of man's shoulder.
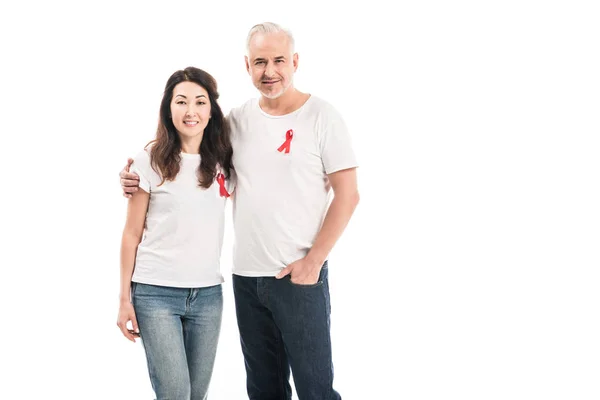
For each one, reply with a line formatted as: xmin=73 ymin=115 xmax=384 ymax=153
xmin=227 ymin=98 xmax=256 ymax=121
xmin=304 ymin=95 xmax=344 ymax=121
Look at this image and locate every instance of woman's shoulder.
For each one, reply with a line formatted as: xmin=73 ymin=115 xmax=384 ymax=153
xmin=133 ymin=145 xmax=153 ymax=163
xmin=131 ymin=145 xmax=154 ymax=174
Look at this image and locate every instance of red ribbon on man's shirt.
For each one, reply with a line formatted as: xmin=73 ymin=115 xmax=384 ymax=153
xmin=277 ymin=129 xmax=294 ymax=154
xmin=216 ymin=173 xmax=230 ymax=198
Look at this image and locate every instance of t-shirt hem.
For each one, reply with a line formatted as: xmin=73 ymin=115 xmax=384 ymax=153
xmin=232 ymin=270 xmax=281 ymax=277
xmin=138 ymin=181 xmax=150 ymax=192
xmin=325 ymin=163 xmax=359 ymax=175
xmin=132 ymin=276 xmax=224 ymax=288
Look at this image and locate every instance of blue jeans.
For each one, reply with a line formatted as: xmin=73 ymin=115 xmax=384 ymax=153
xmin=132 ymin=282 xmax=223 ymax=400
xmin=232 ymin=262 xmax=341 ymax=400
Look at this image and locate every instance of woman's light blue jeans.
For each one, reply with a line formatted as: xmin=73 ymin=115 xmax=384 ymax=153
xmin=132 ymin=282 xmax=223 ymax=400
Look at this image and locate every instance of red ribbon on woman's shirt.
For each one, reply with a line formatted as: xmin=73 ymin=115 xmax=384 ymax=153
xmin=216 ymin=173 xmax=230 ymax=198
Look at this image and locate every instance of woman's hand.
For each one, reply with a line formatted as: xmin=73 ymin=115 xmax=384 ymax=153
xmin=117 ymin=301 xmax=140 ymax=342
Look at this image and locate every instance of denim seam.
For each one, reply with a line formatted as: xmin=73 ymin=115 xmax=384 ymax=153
xmin=275 ymin=325 xmax=287 ymax=398
xmin=323 ymin=278 xmax=334 ymax=399
xmin=268 ymin=278 xmax=288 ymax=399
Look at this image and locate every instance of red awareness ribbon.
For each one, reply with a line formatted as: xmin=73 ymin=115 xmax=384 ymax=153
xmin=277 ymin=129 xmax=294 ymax=154
xmin=216 ymin=173 xmax=230 ymax=198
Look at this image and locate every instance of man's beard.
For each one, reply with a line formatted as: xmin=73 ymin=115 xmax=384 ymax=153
xmin=260 ymin=78 xmax=293 ymax=99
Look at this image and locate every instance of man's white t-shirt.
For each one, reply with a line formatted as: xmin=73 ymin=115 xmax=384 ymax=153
xmin=130 ymin=149 xmax=233 ymax=287
xmin=228 ymin=95 xmax=358 ymax=277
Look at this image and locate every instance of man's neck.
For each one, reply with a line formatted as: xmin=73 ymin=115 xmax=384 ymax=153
xmin=259 ymin=87 xmax=309 ymax=116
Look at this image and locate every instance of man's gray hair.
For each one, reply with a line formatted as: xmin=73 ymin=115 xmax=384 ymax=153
xmin=246 ymin=22 xmax=295 ymax=54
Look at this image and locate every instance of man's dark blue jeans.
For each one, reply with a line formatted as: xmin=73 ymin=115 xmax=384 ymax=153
xmin=233 ymin=262 xmax=342 ymax=400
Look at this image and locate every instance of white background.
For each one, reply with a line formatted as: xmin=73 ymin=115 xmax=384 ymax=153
xmin=1 ymin=1 xmax=598 ymax=399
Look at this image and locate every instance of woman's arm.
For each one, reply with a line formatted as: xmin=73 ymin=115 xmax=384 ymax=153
xmin=117 ymin=188 xmax=149 ymax=342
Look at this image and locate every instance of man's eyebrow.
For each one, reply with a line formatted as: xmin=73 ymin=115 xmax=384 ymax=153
xmin=254 ymin=56 xmax=286 ymax=62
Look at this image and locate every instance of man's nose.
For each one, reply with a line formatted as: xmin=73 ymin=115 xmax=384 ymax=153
xmin=265 ymin=61 xmax=276 ymax=77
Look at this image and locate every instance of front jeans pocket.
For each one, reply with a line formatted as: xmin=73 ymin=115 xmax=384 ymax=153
xmin=285 ymin=261 xmax=328 ymax=288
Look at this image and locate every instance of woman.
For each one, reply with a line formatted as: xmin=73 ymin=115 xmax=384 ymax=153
xmin=117 ymin=66 xmax=233 ymax=399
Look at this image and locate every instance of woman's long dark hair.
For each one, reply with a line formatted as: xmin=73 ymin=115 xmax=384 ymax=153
xmin=147 ymin=67 xmax=232 ymax=188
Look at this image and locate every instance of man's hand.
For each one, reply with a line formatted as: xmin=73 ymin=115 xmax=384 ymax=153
xmin=120 ymin=158 xmax=140 ymax=198
xmin=276 ymin=257 xmax=322 ymax=285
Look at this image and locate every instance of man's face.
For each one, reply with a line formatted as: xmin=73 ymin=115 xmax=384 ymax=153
xmin=245 ymin=32 xmax=298 ymax=99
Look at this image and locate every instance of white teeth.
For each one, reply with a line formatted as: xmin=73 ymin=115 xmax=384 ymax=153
xmin=184 ymin=121 xmax=198 ymax=125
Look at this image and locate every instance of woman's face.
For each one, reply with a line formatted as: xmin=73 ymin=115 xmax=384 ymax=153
xmin=170 ymin=81 xmax=212 ymax=139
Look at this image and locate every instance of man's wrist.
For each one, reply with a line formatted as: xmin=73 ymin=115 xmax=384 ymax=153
xmin=306 ymin=251 xmax=326 ymax=267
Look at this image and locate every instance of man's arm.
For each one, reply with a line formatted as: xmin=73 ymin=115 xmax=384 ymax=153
xmin=306 ymin=167 xmax=360 ymax=265
xmin=276 ymin=167 xmax=360 ymax=284
xmin=120 ymin=158 xmax=140 ymax=198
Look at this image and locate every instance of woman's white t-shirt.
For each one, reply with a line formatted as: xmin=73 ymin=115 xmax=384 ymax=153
xmin=130 ymin=149 xmax=233 ymax=288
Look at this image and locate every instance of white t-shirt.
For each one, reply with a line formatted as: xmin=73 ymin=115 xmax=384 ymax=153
xmin=228 ymin=95 xmax=358 ymax=276
xmin=130 ymin=149 xmax=233 ymax=287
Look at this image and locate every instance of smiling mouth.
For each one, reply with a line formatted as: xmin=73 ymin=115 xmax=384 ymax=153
xmin=262 ymin=80 xmax=279 ymax=85
xmin=183 ymin=121 xmax=198 ymax=126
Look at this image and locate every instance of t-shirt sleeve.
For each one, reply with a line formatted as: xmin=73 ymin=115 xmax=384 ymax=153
xmin=227 ymin=168 xmax=237 ymax=193
xmin=224 ymin=109 xmax=237 ymax=193
xmin=318 ymin=105 xmax=359 ymax=174
xmin=130 ymin=150 xmax=153 ymax=193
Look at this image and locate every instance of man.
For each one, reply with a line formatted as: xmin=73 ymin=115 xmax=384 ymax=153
xmin=120 ymin=22 xmax=359 ymax=399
